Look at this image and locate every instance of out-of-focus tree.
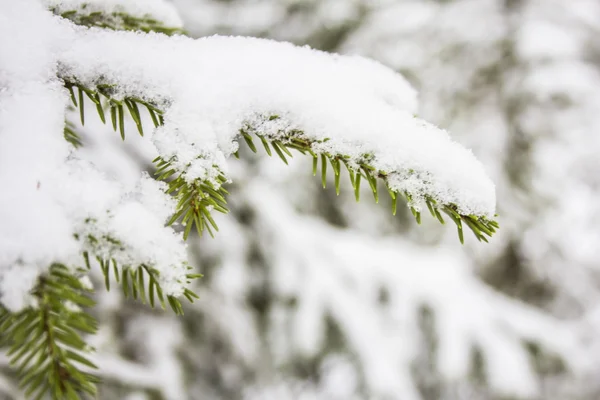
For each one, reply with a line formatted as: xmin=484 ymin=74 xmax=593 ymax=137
xmin=171 ymin=0 xmax=600 ymax=398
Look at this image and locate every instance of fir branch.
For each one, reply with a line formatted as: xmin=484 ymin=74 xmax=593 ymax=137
xmin=0 ymin=253 xmax=201 ymax=400
xmin=0 ymin=264 xmax=98 ymax=400
xmin=79 ymin=224 xmax=202 ymax=315
xmin=60 ymin=79 xmax=499 ymax=243
xmin=241 ymin=121 xmax=499 ymax=243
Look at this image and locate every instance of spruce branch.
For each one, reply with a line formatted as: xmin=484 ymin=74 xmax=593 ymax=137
xmin=0 ymin=244 xmax=202 ymax=399
xmin=0 ymin=264 xmax=98 ymax=400
xmin=61 ymin=79 xmax=498 ymax=243
xmin=242 ymin=120 xmax=499 ymax=243
xmin=79 ymin=224 xmax=203 ymax=315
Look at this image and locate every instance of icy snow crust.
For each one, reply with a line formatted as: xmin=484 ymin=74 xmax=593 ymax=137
xmin=0 ymin=0 xmax=495 ymax=310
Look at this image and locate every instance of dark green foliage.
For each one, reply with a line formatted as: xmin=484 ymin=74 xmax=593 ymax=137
xmin=64 ymin=120 xmax=83 ymax=148
xmin=91 ymin=252 xmax=202 ymax=315
xmin=156 ymin=157 xmax=230 ymax=240
xmin=52 ymin=7 xmax=185 ymax=36
xmin=0 ymin=264 xmax=99 ymax=400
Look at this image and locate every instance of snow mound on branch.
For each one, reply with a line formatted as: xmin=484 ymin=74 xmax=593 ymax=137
xmin=60 ymin=29 xmax=495 ymax=216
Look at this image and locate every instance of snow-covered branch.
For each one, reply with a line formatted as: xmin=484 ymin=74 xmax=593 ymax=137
xmin=0 ymin=0 xmax=501 ymax=398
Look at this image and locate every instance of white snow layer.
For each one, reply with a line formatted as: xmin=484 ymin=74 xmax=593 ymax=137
xmin=0 ymin=0 xmax=495 ymax=310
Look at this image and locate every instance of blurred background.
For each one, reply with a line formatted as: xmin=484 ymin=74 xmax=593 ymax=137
xmin=3 ymin=0 xmax=600 ymax=399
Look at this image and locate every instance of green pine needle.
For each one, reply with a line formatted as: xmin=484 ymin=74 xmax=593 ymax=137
xmin=110 ymin=103 xmax=117 ymax=131
xmin=78 ymin=88 xmax=84 ymax=125
xmin=272 ymin=141 xmax=288 ymax=164
xmin=117 ymin=104 xmax=125 ymax=140
xmin=260 ymin=136 xmax=272 ymax=156
xmin=321 ymin=154 xmax=327 ymax=188
xmin=242 ymin=132 xmax=257 ymax=153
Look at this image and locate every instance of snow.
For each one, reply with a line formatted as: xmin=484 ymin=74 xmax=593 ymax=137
xmin=0 ymin=263 xmax=40 ymax=312
xmin=0 ymin=0 xmax=78 ymax=302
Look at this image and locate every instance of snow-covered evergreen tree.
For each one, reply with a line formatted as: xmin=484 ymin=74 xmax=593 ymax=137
xmin=0 ymin=0 xmax=500 ymax=398
xmin=4 ymin=0 xmax=598 ymax=399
